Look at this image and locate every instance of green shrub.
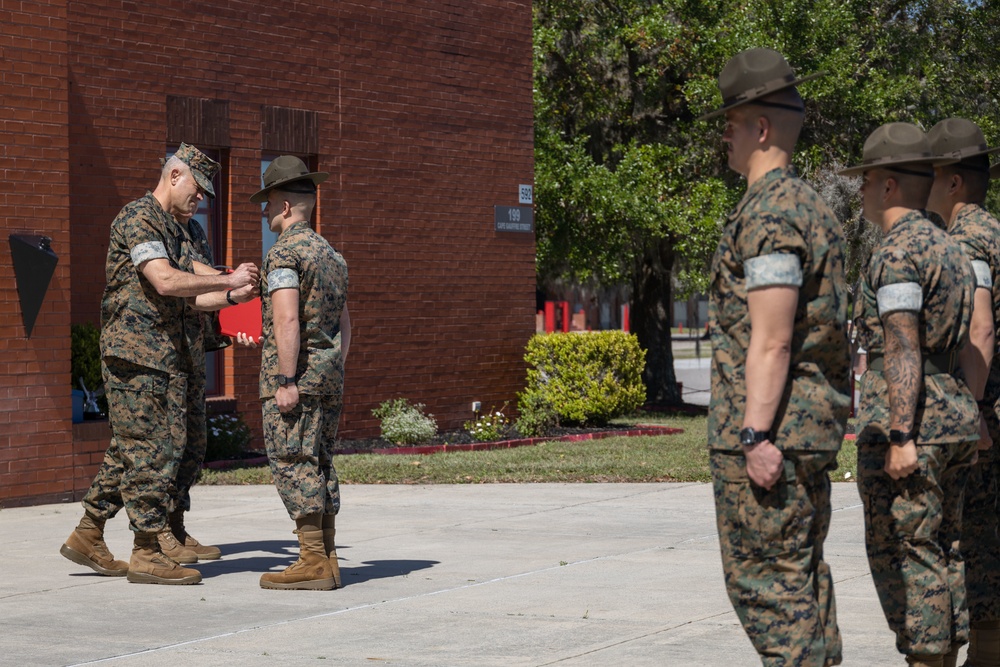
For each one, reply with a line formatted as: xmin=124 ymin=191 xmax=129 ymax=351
xmin=514 ymin=392 xmax=558 ymax=437
xmin=464 ymin=404 xmax=510 ymax=442
xmin=71 ymin=322 xmax=108 ymax=413
xmin=205 ymin=413 xmax=252 ymax=462
xmin=518 ymin=331 xmax=646 ymax=426
xmin=372 ymin=398 xmax=438 ymax=445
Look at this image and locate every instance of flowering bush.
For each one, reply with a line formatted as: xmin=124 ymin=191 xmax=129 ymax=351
xmin=464 ymin=404 xmax=510 ymax=442
xmin=372 ymin=398 xmax=438 ymax=445
xmin=205 ymin=413 xmax=252 ymax=462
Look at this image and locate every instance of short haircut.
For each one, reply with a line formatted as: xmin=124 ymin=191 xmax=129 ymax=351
xmin=940 ymin=155 xmax=990 ymax=203
xmin=885 ymin=169 xmax=933 ymax=206
xmin=747 ymin=88 xmax=805 ymax=145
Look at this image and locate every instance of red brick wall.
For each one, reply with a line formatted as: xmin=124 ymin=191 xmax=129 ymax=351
xmin=0 ymin=0 xmax=74 ymax=507
xmin=3 ymin=0 xmax=533 ymax=504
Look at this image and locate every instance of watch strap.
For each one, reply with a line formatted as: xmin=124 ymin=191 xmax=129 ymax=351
xmin=889 ymin=429 xmax=914 ymax=445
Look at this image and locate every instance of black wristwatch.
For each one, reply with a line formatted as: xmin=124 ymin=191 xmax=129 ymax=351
xmin=739 ymin=427 xmax=774 ymax=447
xmin=276 ymin=374 xmax=297 ymax=387
xmin=889 ymin=429 xmax=914 ymax=445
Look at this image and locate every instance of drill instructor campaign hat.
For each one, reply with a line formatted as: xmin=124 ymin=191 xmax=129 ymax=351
xmin=166 ymin=143 xmax=220 ymax=198
xmin=926 ymin=117 xmax=1000 ymax=182
xmin=250 ymin=155 xmax=329 ymax=204
xmin=927 ymin=118 xmax=1000 ymax=162
xmin=698 ymin=47 xmax=825 ymax=121
xmin=837 ymin=122 xmax=959 ymax=178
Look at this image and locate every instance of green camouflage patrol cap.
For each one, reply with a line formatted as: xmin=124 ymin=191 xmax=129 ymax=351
xmin=172 ymin=143 xmax=220 ymax=198
xmin=250 ymin=155 xmax=329 ymax=204
xmin=699 ymin=47 xmax=824 ymax=121
xmin=838 ymin=123 xmax=958 ymax=178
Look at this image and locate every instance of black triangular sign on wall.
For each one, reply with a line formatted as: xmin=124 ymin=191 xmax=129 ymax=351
xmin=9 ymin=234 xmax=59 ymax=338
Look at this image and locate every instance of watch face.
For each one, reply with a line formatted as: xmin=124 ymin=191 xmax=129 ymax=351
xmin=740 ymin=428 xmax=755 ymax=446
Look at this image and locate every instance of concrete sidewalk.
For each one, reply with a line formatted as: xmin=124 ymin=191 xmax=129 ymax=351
xmin=1 ymin=483 xmax=945 ymax=666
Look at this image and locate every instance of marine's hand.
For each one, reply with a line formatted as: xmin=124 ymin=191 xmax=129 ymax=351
xmin=229 ymin=282 xmax=259 ymax=303
xmin=744 ymin=440 xmax=783 ymax=490
xmin=235 ymin=331 xmax=261 ymax=348
xmin=884 ymin=440 xmax=919 ymax=480
xmin=228 ymin=262 xmax=260 ymax=290
xmin=276 ymin=383 xmax=299 ymax=413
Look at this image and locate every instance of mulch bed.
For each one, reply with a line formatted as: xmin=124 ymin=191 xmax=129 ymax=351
xmin=331 ymin=424 xmax=684 ymax=456
xmin=205 ymin=423 xmax=685 ymax=469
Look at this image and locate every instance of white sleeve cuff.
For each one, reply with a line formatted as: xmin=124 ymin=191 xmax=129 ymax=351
xmin=130 ymin=241 xmax=168 ymax=266
xmin=744 ymin=253 xmax=803 ymax=290
xmin=267 ymin=268 xmax=299 ymax=294
xmin=877 ymin=282 xmax=922 ymax=317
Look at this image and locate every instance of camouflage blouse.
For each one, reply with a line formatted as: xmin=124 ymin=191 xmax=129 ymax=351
xmin=855 ymin=209 xmax=977 ymax=444
xmin=100 ymin=193 xmax=194 ymax=373
xmin=949 ymin=204 xmax=1000 ymax=404
xmin=708 ymin=167 xmax=851 ymax=452
xmin=260 ymin=221 xmax=348 ymax=398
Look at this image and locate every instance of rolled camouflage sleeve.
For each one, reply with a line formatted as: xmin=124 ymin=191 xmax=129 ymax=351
xmin=870 ymin=247 xmax=923 ymax=318
xmin=264 ymin=245 xmax=300 ymax=294
xmin=738 ymin=210 xmax=808 ymax=290
xmin=122 ymin=208 xmax=171 ymax=268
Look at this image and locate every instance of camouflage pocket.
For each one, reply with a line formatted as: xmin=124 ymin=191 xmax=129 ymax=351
xmin=265 ymin=401 xmax=319 ymax=460
xmin=736 ymin=470 xmax=808 ymax=559
xmin=104 ymin=363 xmax=170 ymax=439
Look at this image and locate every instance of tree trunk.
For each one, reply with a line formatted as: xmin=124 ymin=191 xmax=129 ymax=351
xmin=631 ymin=240 xmax=681 ymax=406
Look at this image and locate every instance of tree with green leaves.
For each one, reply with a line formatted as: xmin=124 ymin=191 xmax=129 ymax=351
xmin=533 ymin=0 xmax=1000 ymax=404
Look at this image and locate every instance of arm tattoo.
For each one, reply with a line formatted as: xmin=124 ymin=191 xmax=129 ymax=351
xmin=883 ymin=311 xmax=922 ymax=433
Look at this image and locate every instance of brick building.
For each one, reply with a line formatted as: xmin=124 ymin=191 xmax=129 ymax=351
xmin=1 ymin=0 xmax=535 ymax=507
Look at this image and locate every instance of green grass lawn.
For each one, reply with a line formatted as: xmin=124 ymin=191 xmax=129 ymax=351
xmin=200 ymin=412 xmax=859 ymax=485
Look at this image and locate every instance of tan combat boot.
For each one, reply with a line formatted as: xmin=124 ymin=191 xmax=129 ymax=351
xmin=156 ymin=529 xmax=198 ymax=564
xmin=169 ymin=510 xmax=221 ymax=560
xmin=906 ymin=654 xmax=943 ymax=667
xmin=59 ymin=513 xmax=128 ymax=576
xmin=322 ymin=513 xmax=342 ymax=589
xmin=260 ymin=516 xmax=335 ymax=591
xmin=128 ymin=532 xmax=202 ymax=585
xmin=969 ymin=620 xmax=1000 ymax=667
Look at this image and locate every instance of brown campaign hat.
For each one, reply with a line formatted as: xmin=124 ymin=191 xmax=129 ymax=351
xmin=698 ymin=47 xmax=824 ymax=121
xmin=927 ymin=118 xmax=1000 ymax=161
xmin=172 ymin=143 xmax=220 ymax=198
xmin=250 ymin=155 xmax=329 ymax=204
xmin=838 ymin=122 xmax=958 ymax=177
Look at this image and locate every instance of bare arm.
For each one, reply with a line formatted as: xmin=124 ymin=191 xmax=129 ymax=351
xmin=743 ymin=285 xmax=797 ymax=490
xmin=882 ymin=309 xmax=922 ymax=479
xmin=273 ymin=287 xmax=301 ymax=413
xmin=340 ymin=303 xmax=351 ymax=363
xmin=958 ymin=287 xmax=995 ymax=400
xmin=190 ymin=281 xmax=259 ymax=311
xmin=139 ymin=258 xmax=259 ymax=297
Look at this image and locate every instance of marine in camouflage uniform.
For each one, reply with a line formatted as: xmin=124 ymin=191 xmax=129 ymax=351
xmin=251 ymin=155 xmax=349 ymax=591
xmin=702 ymin=49 xmax=851 ymax=667
xmin=163 ymin=217 xmax=232 ymax=561
xmin=842 ymin=123 xmax=978 ymax=665
xmin=260 ymin=220 xmax=347 ymax=520
xmin=60 ymin=144 xmax=259 ymax=585
xmin=927 ymin=119 xmax=1000 ymax=667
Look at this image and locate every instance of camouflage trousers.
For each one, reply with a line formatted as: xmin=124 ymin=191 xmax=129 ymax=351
xmin=82 ymin=358 xmax=186 ymax=533
xmin=168 ymin=367 xmax=206 ymax=514
xmin=711 ymin=449 xmax=841 ymax=667
xmin=262 ymin=393 xmax=342 ymax=520
xmin=858 ymin=439 xmax=977 ymax=656
xmin=962 ymin=442 xmax=1000 ymax=624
